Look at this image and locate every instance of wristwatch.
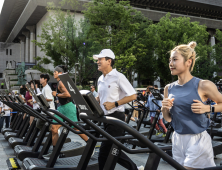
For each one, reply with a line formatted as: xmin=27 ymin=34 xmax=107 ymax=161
xmin=56 ymin=93 xmax=59 ymax=97
xmin=211 ymin=105 xmax=215 ymax=113
xmin=115 ymin=101 xmax=119 ymax=107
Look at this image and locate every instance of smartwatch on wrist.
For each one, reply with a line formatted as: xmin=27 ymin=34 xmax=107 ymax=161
xmin=115 ymin=101 xmax=119 ymax=107
xmin=56 ymin=93 xmax=59 ymax=97
xmin=211 ymin=105 xmax=215 ymax=113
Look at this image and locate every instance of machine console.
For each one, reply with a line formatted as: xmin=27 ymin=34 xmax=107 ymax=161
xmin=150 ymin=89 xmax=163 ymax=100
xmin=37 ymin=93 xmax=50 ymax=109
xmin=59 ymin=73 xmax=104 ymax=117
xmin=25 ymin=84 xmax=45 ymax=109
xmin=15 ymin=95 xmax=25 ymax=104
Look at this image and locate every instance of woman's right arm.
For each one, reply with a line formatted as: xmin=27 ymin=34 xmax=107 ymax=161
xmin=161 ymin=84 xmax=174 ymax=122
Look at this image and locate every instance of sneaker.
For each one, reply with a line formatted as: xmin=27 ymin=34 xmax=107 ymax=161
xmin=136 ymin=120 xmax=139 ymax=124
xmin=91 ymin=148 xmax=95 ymax=158
xmin=58 ymin=153 xmax=65 ymax=159
xmin=43 ymin=152 xmax=52 ymax=160
xmin=43 ymin=152 xmax=65 ymax=160
xmin=137 ymin=165 xmax=144 ymax=170
xmin=155 ymin=131 xmax=162 ymax=136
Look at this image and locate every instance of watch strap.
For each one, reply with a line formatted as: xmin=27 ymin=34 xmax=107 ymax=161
xmin=211 ymin=105 xmax=215 ymax=113
xmin=115 ymin=101 xmax=119 ymax=107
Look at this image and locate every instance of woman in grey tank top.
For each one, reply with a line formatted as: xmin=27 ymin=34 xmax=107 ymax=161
xmin=161 ymin=41 xmax=222 ymax=169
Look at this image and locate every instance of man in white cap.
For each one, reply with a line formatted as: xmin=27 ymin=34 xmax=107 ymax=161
xmin=93 ymin=49 xmax=144 ymax=170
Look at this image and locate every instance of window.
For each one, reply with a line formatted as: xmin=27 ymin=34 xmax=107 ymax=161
xmin=10 ymin=49 xmax=12 ymax=55
xmin=0 ymin=73 xmax=3 ymax=78
xmin=6 ymin=61 xmax=8 ymax=67
xmin=6 ymin=49 xmax=8 ymax=55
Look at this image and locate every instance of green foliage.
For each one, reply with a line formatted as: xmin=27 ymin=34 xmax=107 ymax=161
xmin=84 ymin=0 xmax=153 ymax=83
xmin=33 ymin=56 xmax=53 ymax=75
xmin=33 ymin=0 xmax=79 ymax=72
xmin=146 ymin=13 xmax=213 ymax=85
xmin=82 ymin=85 xmax=91 ymax=90
xmin=84 ymin=0 xmax=140 ymax=54
xmin=127 ymin=14 xmax=154 ymax=84
xmin=33 ymin=0 xmax=99 ymax=84
xmin=34 ymin=0 xmax=222 ymax=87
xmin=77 ymin=85 xmax=83 ymax=90
xmin=213 ymin=76 xmax=222 ymax=83
xmin=10 ymin=84 xmax=21 ymax=87
xmin=211 ymin=29 xmax=222 ymax=82
xmin=115 ymin=53 xmax=136 ymax=80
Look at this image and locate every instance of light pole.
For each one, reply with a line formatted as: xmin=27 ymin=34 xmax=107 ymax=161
xmin=75 ymin=63 xmax=79 ymax=85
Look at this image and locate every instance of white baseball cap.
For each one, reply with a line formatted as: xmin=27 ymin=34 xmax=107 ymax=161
xmin=93 ymin=49 xmax=115 ymax=60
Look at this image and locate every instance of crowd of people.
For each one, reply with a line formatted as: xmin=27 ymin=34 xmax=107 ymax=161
xmin=1 ymin=41 xmax=222 ymax=170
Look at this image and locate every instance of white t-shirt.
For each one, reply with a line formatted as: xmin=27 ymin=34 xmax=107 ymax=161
xmin=42 ymin=84 xmax=55 ymax=110
xmin=0 ymin=101 xmax=3 ymax=108
xmin=98 ymin=69 xmax=136 ymax=115
xmin=3 ymin=104 xmax=10 ymax=116
xmin=32 ymin=88 xmax=41 ymax=110
xmin=124 ymin=103 xmax=131 ymax=109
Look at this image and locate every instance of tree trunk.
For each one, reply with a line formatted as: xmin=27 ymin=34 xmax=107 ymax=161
xmin=138 ymin=74 xmax=141 ymax=87
xmin=131 ymin=71 xmax=135 ymax=86
xmin=79 ymin=65 xmax=82 ymax=86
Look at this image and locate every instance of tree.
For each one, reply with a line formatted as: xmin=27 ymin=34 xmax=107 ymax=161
xmin=211 ymin=29 xmax=222 ymax=82
xmin=146 ymin=13 xmax=214 ymax=85
xmin=84 ymin=0 xmax=149 ymax=81
xmin=84 ymin=0 xmax=140 ymax=54
xmin=33 ymin=0 xmax=99 ymax=85
xmin=126 ymin=14 xmax=155 ymax=85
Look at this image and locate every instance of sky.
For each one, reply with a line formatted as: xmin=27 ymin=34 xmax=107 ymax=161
xmin=0 ymin=0 xmax=4 ymax=15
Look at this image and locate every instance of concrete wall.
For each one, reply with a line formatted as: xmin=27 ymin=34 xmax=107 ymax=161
xmin=36 ymin=11 xmax=84 ymax=72
xmin=0 ymin=42 xmax=21 ymax=77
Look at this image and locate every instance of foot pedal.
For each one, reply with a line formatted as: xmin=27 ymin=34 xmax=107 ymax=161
xmin=6 ymin=158 xmax=21 ymax=170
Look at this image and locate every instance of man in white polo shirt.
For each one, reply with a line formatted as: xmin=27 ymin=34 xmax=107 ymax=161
xmin=93 ymin=49 xmax=144 ymax=170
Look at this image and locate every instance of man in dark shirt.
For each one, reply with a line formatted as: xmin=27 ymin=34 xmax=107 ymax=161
xmin=43 ymin=65 xmax=88 ymax=160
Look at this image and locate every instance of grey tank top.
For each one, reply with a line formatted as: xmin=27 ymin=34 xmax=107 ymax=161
xmin=168 ymin=77 xmax=210 ymax=134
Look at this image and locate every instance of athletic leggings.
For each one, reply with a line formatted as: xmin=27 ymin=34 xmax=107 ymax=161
xmin=151 ymin=116 xmax=167 ymax=133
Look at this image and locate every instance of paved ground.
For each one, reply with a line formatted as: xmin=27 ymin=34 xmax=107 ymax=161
xmin=1 ymin=121 xmax=222 ymax=170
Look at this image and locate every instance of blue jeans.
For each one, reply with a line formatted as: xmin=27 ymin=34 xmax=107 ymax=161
xmin=0 ymin=116 xmax=10 ymax=132
xmin=4 ymin=116 xmax=10 ymax=128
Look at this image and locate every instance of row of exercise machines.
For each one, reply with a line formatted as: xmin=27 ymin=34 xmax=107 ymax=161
xmin=1 ymin=73 xmax=222 ymax=170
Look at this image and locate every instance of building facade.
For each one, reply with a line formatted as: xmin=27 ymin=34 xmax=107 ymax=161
xmin=0 ymin=0 xmax=222 ymax=82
